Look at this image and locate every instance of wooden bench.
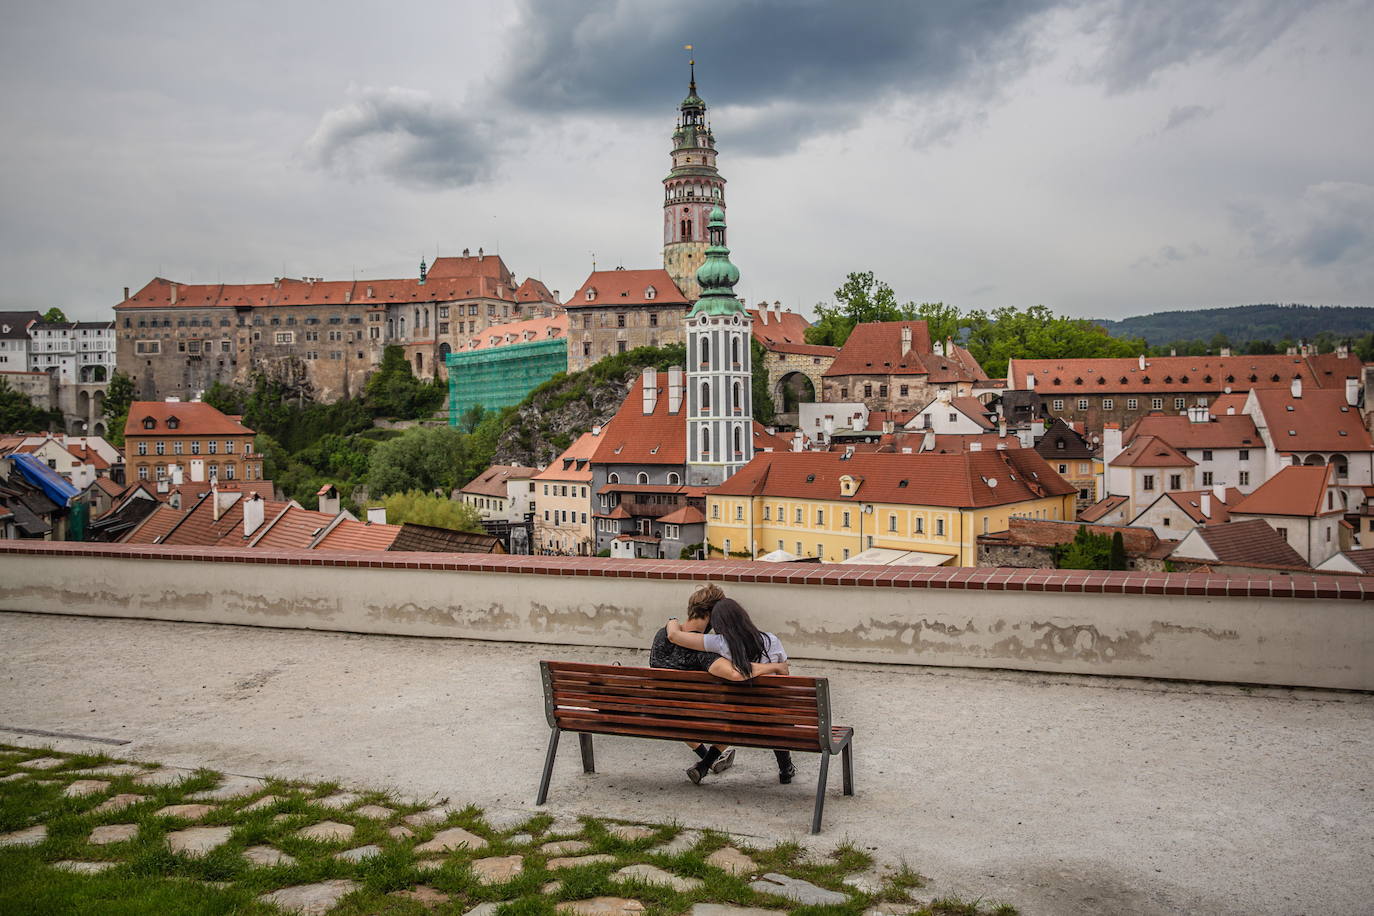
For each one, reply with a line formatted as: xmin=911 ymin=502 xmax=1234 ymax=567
xmin=536 ymin=660 xmax=854 ymax=833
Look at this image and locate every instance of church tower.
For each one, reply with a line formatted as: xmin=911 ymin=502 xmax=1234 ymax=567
xmin=686 ymin=206 xmax=752 ymax=487
xmin=663 ymin=61 xmax=725 ymax=302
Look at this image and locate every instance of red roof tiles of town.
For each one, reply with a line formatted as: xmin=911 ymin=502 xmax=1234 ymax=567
xmin=1122 ymin=414 xmax=1262 ymax=450
xmin=565 ymin=269 xmax=689 ymax=308
xmin=1109 ymin=435 xmax=1195 ymax=468
xmin=251 ymin=504 xmax=336 ymax=549
xmin=460 ymin=464 xmax=541 ymax=498
xmin=121 ymin=505 xmax=185 ymax=544
xmin=125 ymin=401 xmax=254 ymax=437
xmin=514 ymin=277 xmax=559 ymax=304
xmin=1155 ymin=487 xmax=1244 ymax=525
xmin=460 ymin=314 xmax=567 ymax=351
xmin=708 ymin=448 xmax=1075 ymax=508
xmin=1231 ymin=465 xmax=1340 ymax=517
xmin=747 ymin=308 xmax=836 ymax=356
xmin=1250 ymin=387 xmax=1373 ymax=452
xmin=534 ymin=432 xmax=600 ymax=482
xmin=657 ymin=505 xmax=705 ymax=526
xmin=1209 ymin=392 xmax=1248 ymax=416
xmin=1078 ymin=494 xmax=1128 ymax=522
xmin=313 ymin=518 xmax=402 ymax=551
xmin=1007 ymin=353 xmax=1359 ymax=394
xmin=591 ymin=374 xmax=688 ymax=466
xmin=1177 ymin=518 xmax=1310 ymax=569
xmin=93 ymin=476 xmax=125 ymax=498
xmin=980 ymin=516 xmax=1164 ymax=555
xmin=824 ymin=321 xmax=988 ymax=383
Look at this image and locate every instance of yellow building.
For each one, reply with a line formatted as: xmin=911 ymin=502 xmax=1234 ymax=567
xmin=705 ymin=448 xmax=1077 ymax=566
xmin=532 ymin=431 xmax=599 ymax=555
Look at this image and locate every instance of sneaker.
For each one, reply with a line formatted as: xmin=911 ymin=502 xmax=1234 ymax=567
xmin=686 ymin=764 xmax=707 ymax=785
xmin=778 ymin=761 xmax=796 ymax=784
xmin=710 ymin=748 xmax=736 ymax=774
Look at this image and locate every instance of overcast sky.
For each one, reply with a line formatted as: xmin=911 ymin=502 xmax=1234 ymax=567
xmin=2 ymin=0 xmax=1371 ymax=322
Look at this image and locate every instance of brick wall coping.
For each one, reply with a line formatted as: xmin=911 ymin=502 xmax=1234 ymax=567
xmin=0 ymin=541 xmax=1367 ymax=601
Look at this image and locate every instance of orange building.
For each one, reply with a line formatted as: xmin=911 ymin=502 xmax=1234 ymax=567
xmin=124 ymin=401 xmax=263 ymax=485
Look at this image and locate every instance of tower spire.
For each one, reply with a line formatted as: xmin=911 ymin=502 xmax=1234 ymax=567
xmin=689 ymin=57 xmax=696 ymax=95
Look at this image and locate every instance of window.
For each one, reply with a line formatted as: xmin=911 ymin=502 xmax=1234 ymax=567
xmin=763 ymin=506 xmax=770 ymax=520
xmin=224 ymin=465 xmax=235 ymax=480
xmin=136 ymin=442 xmax=147 ymax=456
xmin=225 ymin=441 xmax=235 ymax=454
xmin=735 ymin=505 xmax=743 ymax=521
xmin=842 ymin=548 xmax=850 ymax=560
xmin=173 ymin=441 xmax=183 ymax=455
xmin=723 ymin=539 xmax=731 ymax=555
xmin=1202 ymin=471 xmax=1214 ymax=486
xmin=1238 ymin=449 xmax=1249 ymax=461
xmin=816 ymin=509 xmax=824 ymax=525
xmin=649 ymin=312 xmax=658 ymax=327
xmin=1142 ymin=474 xmax=1155 ymax=491
xmin=1079 ymin=463 xmax=1090 ymax=474
xmin=664 ymin=524 xmax=679 ymax=539
xmin=711 ymin=504 xmax=719 ymax=519
xmin=888 ymin=514 xmax=897 ymax=532
xmin=1077 ymin=399 xmax=1089 ymax=410
xmin=137 ymin=466 xmax=148 ymax=480
xmin=1103 ymin=399 xmax=1114 ymax=410
xmin=1058 ymin=464 xmax=1068 ymax=473
xmin=208 ymin=440 xmax=218 ymax=454
xmin=1174 ymin=398 xmax=1185 ymax=409
xmin=795 ymin=508 xmax=803 ymax=523
xmin=190 ymin=441 xmax=200 ymax=455
xmin=1169 ymin=474 xmax=1181 ymax=490
xmin=935 ymin=518 xmax=945 ymax=536
xmin=155 ymin=441 xmax=165 ymax=455
xmin=135 ymin=340 xmax=161 ymax=354
xmin=1151 ymin=398 xmax=1163 ymax=410
xmin=1239 ymin=471 xmax=1250 ymax=486
xmin=915 ymin=517 xmax=924 ymax=534
xmin=1276 ymin=527 xmax=1288 ymax=539
xmin=1052 ymin=399 xmax=1064 ymax=411
xmin=949 ymin=413 xmax=958 ymax=423
xmin=879 ymin=385 xmax=888 ymax=397
xmin=864 ymin=384 xmax=873 ymax=398
xmin=1202 ymin=450 xmax=1213 ymax=461
xmin=616 ymin=313 xmax=626 ymax=328
xmin=842 ymin=511 xmax=851 ymax=529
xmin=274 ymin=331 xmax=294 ymax=344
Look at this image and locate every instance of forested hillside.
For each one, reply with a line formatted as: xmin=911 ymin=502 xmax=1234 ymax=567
xmin=1094 ymin=304 xmax=1373 ymax=348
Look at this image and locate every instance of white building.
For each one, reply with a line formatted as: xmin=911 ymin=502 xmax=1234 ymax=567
xmin=1242 ymin=379 xmax=1373 ymax=503
xmin=0 ymin=311 xmax=39 ymax=371
xmin=1228 ymin=464 xmax=1348 ymax=567
xmin=906 ymin=391 xmax=998 ymax=434
xmin=458 ymin=464 xmax=541 ymax=523
xmin=27 ymin=320 xmax=115 ymax=384
xmin=1121 ymin=408 xmax=1266 ymax=494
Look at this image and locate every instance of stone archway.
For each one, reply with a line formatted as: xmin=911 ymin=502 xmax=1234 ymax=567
xmin=772 ymin=370 xmax=818 ymax=427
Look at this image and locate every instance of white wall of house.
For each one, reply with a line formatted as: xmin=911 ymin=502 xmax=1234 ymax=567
xmin=910 ymin=392 xmax=986 ymax=434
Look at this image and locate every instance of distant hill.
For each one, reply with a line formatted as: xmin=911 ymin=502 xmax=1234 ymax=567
xmin=1093 ymin=304 xmax=1374 ymax=346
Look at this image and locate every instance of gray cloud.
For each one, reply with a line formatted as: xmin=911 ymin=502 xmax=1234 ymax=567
xmin=1131 ymin=243 xmax=1210 ymax=270
xmin=305 ymin=87 xmax=513 ymax=189
xmin=1234 ymin=182 xmax=1374 ymax=268
xmin=1162 ymin=103 xmax=1214 ymax=132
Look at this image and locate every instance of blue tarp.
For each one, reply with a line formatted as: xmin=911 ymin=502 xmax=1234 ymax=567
xmin=8 ymin=451 xmax=79 ymax=507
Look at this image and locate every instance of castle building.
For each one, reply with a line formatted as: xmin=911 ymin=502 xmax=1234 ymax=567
xmin=686 ymin=207 xmax=753 ymax=487
xmin=662 ymin=62 xmax=726 ymax=302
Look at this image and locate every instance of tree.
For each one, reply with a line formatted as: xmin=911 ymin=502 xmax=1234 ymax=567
xmin=1056 ymin=525 xmax=1113 ymax=570
xmin=102 ymin=370 xmax=136 ymax=445
xmin=0 ymin=378 xmax=62 ymax=433
xmin=804 ymin=271 xmax=919 ymax=347
xmin=750 ymin=338 xmax=776 ymax=426
xmin=1108 ymin=531 xmax=1128 ymax=571
xmin=379 ymin=490 xmax=483 ymax=532
xmin=41 ymin=307 xmax=67 ymax=323
xmin=365 ymin=345 xmax=446 ymax=419
xmin=365 ymin=426 xmax=470 ymax=497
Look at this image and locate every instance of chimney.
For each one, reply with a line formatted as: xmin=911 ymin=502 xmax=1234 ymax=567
xmin=1200 ymin=490 xmax=1212 ymax=520
xmin=170 ymin=464 xmax=183 ymax=485
xmin=667 ymin=366 xmax=684 ymax=413
xmin=367 ymin=506 xmax=387 ymax=525
xmin=319 ymin=486 xmax=340 ymax=515
xmin=1226 ymin=406 xmax=1235 ymax=415
xmin=1212 ymin=482 xmax=1226 ymax=503
xmin=169 ymin=285 xmax=177 ymax=305
xmin=969 ymin=442 xmax=982 ymax=452
xmin=921 ymin=430 xmax=935 ymax=452
xmin=883 ymin=419 xmax=895 ymax=435
xmin=463 ymin=247 xmax=470 ymax=257
xmin=791 ymin=432 xmax=803 ymax=452
xmin=478 ymin=247 xmax=484 ymax=260
xmin=1336 ymin=341 xmax=1350 ymax=358
xmin=1101 ymin=423 xmax=1123 ymax=464
xmin=1220 ymin=346 xmax=1232 ymax=357
xmin=123 ymin=286 xmax=129 ymax=301
xmin=243 ymin=493 xmax=265 ymax=538
xmin=998 ymin=417 xmax=1007 ymax=437
xmin=1170 ymin=347 xmax=1177 ymax=357
xmin=759 ymin=306 xmax=769 ymax=325
xmin=642 ymin=368 xmax=658 ymax=414
xmin=211 ymin=482 xmax=222 ymax=520
xmin=190 ymin=458 xmax=205 ymax=482
xmin=1138 ymin=354 xmax=1146 ymax=370
xmin=591 ymin=424 xmax=603 ymax=436
xmin=1346 ymin=376 xmax=1360 ymax=407
xmin=1026 ymin=373 xmax=1036 ymax=390
xmin=1290 ymin=377 xmax=1302 ymax=398
xmin=900 ymin=326 xmax=912 ymax=353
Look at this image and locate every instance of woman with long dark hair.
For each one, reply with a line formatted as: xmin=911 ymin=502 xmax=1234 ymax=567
xmin=666 ymin=597 xmax=796 ymax=785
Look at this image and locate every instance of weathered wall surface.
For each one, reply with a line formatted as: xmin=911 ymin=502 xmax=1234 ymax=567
xmin=0 ymin=544 xmax=1370 ymax=690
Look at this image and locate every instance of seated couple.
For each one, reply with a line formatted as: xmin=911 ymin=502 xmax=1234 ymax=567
xmin=648 ymin=584 xmax=796 ymax=786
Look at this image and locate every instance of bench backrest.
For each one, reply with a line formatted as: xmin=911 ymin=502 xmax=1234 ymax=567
xmin=541 ymin=661 xmax=835 ymax=752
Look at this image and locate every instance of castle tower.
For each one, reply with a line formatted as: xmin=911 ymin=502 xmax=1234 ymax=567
xmin=662 ymin=60 xmax=725 ymax=302
xmin=686 ymin=206 xmax=752 ymax=487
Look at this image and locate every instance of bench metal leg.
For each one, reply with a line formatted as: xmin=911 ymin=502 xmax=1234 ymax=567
xmin=578 ymin=733 xmax=596 ymax=773
xmin=842 ymin=742 xmax=854 ymax=796
xmin=536 ymin=727 xmax=561 ymax=805
xmin=811 ymin=750 xmax=831 ymax=834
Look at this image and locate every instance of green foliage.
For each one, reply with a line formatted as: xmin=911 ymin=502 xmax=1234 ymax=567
xmin=365 ymin=425 xmax=472 ymax=498
xmin=364 ymin=345 xmax=446 ymax=420
xmin=0 ymin=378 xmax=63 ymax=433
xmin=679 ymin=542 xmax=704 ymax=560
xmin=750 ymin=338 xmax=776 ymax=425
xmin=102 ymin=370 xmax=137 ymax=445
xmin=379 ymin=490 xmax=483 ymax=531
xmin=1055 ymin=525 xmax=1114 ymax=570
xmin=41 ymin=307 xmax=67 ymax=323
xmin=804 ymin=271 xmax=921 ymax=346
xmin=1109 ymin=531 xmax=1128 ymax=571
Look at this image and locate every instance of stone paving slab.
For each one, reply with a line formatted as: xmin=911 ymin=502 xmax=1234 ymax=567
xmin=750 ymin=873 xmax=849 ymax=906
xmin=0 ymin=773 xmax=26 ymax=783
xmin=92 ymin=793 xmax=144 ymax=814
xmin=415 ymin=859 xmax=445 ymax=873
xmin=548 ymin=853 xmax=617 ymax=870
xmin=391 ymin=886 xmax=452 ymax=907
xmin=388 ymin=825 xmax=416 ymax=839
xmin=243 ymin=844 xmax=296 ymax=867
xmin=258 ymin=879 xmax=360 ymax=915
xmin=19 ymin=756 xmax=66 ymax=769
xmin=89 ymin=824 xmax=137 ymax=845
xmin=155 ymin=803 xmax=216 ymax=820
xmin=556 ymin=897 xmax=646 ymax=915
xmin=167 ymin=826 xmax=233 ymax=858
xmin=315 ymin=791 xmax=361 ymax=810
xmin=241 ymin=794 xmax=284 ymax=813
xmin=189 ymin=775 xmax=264 ymax=801
xmin=403 ymin=807 xmax=452 ymax=827
xmin=463 ymin=904 xmax=500 ymax=916
xmin=132 ymin=768 xmax=186 ymax=787
xmin=705 ymin=847 xmax=756 ymax=876
xmin=689 ymin=906 xmax=786 ymax=916
xmin=481 ymin=808 xmax=533 ymax=832
xmin=63 ymin=779 xmax=110 ymax=798
xmin=508 ymin=832 xmax=533 ymax=846
xmin=353 ymin=804 xmax=393 ymax=819
xmin=53 ymin=860 xmax=118 ymax=873
xmin=470 ymin=854 xmax=524 ymax=885
xmin=862 ymin=905 xmax=921 ymax=916
xmin=655 ymin=829 xmax=702 ymax=855
xmin=542 ymin=839 xmax=591 ymax=855
xmin=607 ymin=824 xmax=656 ymax=842
xmin=335 ymin=844 xmax=381 ymax=862
xmin=614 ymin=863 xmax=704 ymax=892
xmin=0 ymin=825 xmax=48 ymax=847
xmin=415 ymin=826 xmax=487 ymax=854
xmin=73 ymin=763 xmax=146 ymax=778
xmin=296 ymin=820 xmax=355 ymax=842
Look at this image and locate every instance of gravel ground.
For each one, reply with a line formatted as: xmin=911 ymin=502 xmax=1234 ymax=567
xmin=1 ymin=610 xmax=1371 ymax=915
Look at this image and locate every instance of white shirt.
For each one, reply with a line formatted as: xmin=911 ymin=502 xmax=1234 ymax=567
xmin=702 ymin=632 xmax=787 ymax=664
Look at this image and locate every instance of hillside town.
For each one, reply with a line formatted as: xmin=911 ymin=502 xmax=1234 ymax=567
xmin=2 ymin=70 xmax=1369 ymax=580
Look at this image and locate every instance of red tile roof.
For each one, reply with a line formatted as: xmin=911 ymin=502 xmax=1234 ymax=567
xmin=65 ymin=443 xmax=112 ymax=470
xmin=824 ymin=321 xmax=988 ymax=382
xmin=1208 ymin=392 xmax=1248 ymax=416
xmin=565 ymin=269 xmax=688 ymax=308
xmin=460 ymin=464 xmax=541 ymax=498
xmin=1326 ymin=548 xmax=1374 ymax=574
xmin=1231 ymin=465 xmax=1341 ymax=517
xmin=313 ymin=518 xmax=402 ymax=551
xmin=657 ymin=505 xmax=705 ymax=526
xmin=1174 ymin=518 xmax=1310 ymax=569
xmin=1122 ymin=414 xmax=1261 ymax=450
xmin=459 ymin=314 xmax=567 ymax=351
xmin=747 ymin=308 xmax=837 ymax=357
xmin=708 ymin=448 xmax=1076 ymax=508
xmin=425 ymin=253 xmax=513 ymax=284
xmin=945 ymin=396 xmax=997 ymax=429
xmin=1149 ymin=487 xmax=1244 ymax=525
xmin=591 ymin=374 xmax=687 ymax=466
xmin=93 ymin=477 xmax=125 ymax=498
xmin=1109 ymin=436 xmax=1195 ymax=468
xmin=1250 ymin=387 xmax=1374 ymax=452
xmin=121 ymin=505 xmax=186 ymax=544
xmin=514 ymin=277 xmax=559 ymax=304
xmin=156 ymin=491 xmax=288 ymax=547
xmin=125 ymin=402 xmax=254 ymax=437
xmin=1007 ymin=353 xmax=1360 ymax=395
xmin=979 ymin=517 xmax=1164 ymax=555
xmin=251 ymin=504 xmax=336 ymax=549
xmin=533 ymin=432 xmax=600 ymax=482
xmin=1078 ymin=494 xmax=1128 ymax=522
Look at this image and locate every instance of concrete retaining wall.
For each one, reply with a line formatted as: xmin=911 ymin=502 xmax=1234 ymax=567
xmin=1 ymin=544 xmax=1370 ymax=690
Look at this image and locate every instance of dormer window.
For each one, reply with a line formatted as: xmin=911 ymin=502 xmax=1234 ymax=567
xmin=585 ymin=288 xmax=597 ymax=301
xmin=839 ymin=475 xmax=859 ymax=497
xmin=142 ymin=417 xmax=156 ymax=430
xmin=166 ymin=417 xmax=179 ymax=430
xmin=645 ymin=286 xmax=656 ymax=300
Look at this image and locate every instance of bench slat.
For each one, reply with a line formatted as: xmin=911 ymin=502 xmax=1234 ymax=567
xmin=551 ymin=691 xmax=821 ymax=726
xmin=555 ymin=716 xmax=825 ymax=751
xmin=547 ymin=661 xmax=818 ymax=689
xmin=553 ymin=709 xmax=825 ymax=745
xmin=549 ymin=681 xmax=821 ymax=711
